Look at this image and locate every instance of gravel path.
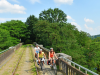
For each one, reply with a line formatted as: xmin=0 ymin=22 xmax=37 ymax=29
xmin=15 ymin=46 xmax=36 ymax=75
xmin=0 ymin=47 xmax=24 ymax=75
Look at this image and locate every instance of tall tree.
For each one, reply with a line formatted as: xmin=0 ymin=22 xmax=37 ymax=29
xmin=39 ymin=8 xmax=67 ymax=23
xmin=25 ymin=15 xmax=38 ymax=42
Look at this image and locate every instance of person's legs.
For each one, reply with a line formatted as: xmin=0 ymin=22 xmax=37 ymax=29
xmin=35 ymin=53 xmax=37 ymax=57
xmin=52 ymin=57 xmax=55 ymax=64
xmin=42 ymin=58 xmax=44 ymax=64
xmin=50 ymin=57 xmax=53 ymax=66
xmin=38 ymin=59 xmax=40 ymax=64
xmin=50 ymin=58 xmax=52 ymax=64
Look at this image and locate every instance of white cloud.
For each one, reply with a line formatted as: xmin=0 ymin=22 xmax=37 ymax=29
xmin=84 ymin=24 xmax=93 ymax=31
xmin=0 ymin=0 xmax=26 ymax=14
xmin=84 ymin=18 xmax=94 ymax=23
xmin=11 ymin=0 xmax=19 ymax=3
xmin=0 ymin=18 xmax=26 ymax=23
xmin=54 ymin=0 xmax=73 ymax=5
xmin=71 ymin=22 xmax=81 ymax=31
xmin=30 ymin=0 xmax=40 ymax=4
xmin=67 ymin=15 xmax=75 ymax=21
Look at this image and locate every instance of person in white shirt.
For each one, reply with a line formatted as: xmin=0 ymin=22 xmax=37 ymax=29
xmin=34 ymin=44 xmax=40 ymax=58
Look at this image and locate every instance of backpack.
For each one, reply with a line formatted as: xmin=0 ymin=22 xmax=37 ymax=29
xmin=47 ymin=59 xmax=50 ymax=65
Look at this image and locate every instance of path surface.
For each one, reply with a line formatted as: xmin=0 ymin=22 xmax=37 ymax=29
xmin=15 ymin=46 xmax=36 ymax=75
xmin=0 ymin=47 xmax=23 ymax=75
xmin=32 ymin=46 xmax=64 ymax=75
xmin=38 ymin=64 xmax=64 ymax=75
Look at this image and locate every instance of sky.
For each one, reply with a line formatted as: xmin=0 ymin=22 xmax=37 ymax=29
xmin=0 ymin=0 xmax=100 ymax=36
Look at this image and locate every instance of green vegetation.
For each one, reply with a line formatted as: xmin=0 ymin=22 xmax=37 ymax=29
xmin=39 ymin=8 xmax=67 ymax=23
xmin=0 ymin=8 xmax=100 ymax=74
xmin=89 ymin=34 xmax=100 ymax=39
xmin=0 ymin=20 xmax=27 ymax=51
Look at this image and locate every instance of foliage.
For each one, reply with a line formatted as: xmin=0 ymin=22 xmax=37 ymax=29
xmin=25 ymin=15 xmax=38 ymax=42
xmin=39 ymin=8 xmax=67 ymax=23
xmin=0 ymin=28 xmax=19 ymax=50
xmin=0 ymin=20 xmax=27 ymax=42
xmin=0 ymin=28 xmax=12 ymax=50
xmin=89 ymin=34 xmax=100 ymax=39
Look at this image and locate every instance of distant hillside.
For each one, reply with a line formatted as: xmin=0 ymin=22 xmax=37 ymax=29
xmin=89 ymin=34 xmax=100 ymax=39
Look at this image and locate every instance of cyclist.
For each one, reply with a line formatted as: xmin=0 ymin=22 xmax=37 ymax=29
xmin=49 ymin=48 xmax=58 ymax=67
xmin=38 ymin=49 xmax=46 ymax=65
xmin=35 ymin=44 xmax=40 ymax=58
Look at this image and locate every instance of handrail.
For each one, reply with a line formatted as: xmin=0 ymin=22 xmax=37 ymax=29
xmin=59 ymin=56 xmax=99 ymax=75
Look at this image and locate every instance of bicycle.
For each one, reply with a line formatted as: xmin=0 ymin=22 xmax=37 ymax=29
xmin=50 ymin=59 xmax=57 ymax=75
xmin=39 ymin=58 xmax=45 ymax=70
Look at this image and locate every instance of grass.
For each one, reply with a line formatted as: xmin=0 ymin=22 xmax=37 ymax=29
xmin=0 ymin=50 xmax=2 ymax=52
xmin=57 ymin=65 xmax=59 ymax=70
xmin=0 ymin=47 xmax=24 ymax=75
xmin=21 ymin=45 xmax=27 ymax=48
xmin=29 ymin=46 xmax=37 ymax=75
xmin=2 ymin=71 xmax=9 ymax=75
xmin=33 ymin=44 xmax=35 ymax=46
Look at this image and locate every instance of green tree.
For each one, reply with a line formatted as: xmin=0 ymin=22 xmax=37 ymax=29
xmin=84 ymin=42 xmax=100 ymax=73
xmin=77 ymin=31 xmax=91 ymax=48
xmin=0 ymin=20 xmax=27 ymax=42
xmin=25 ymin=15 xmax=38 ymax=42
xmin=0 ymin=28 xmax=12 ymax=50
xmin=39 ymin=8 xmax=67 ymax=23
xmin=92 ymin=37 xmax=100 ymax=42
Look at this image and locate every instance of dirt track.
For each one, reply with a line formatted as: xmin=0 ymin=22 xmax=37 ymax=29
xmin=15 ymin=46 xmax=36 ymax=75
xmin=0 ymin=47 xmax=23 ymax=75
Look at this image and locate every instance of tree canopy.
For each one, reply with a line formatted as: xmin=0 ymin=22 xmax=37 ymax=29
xmin=0 ymin=20 xmax=27 ymax=40
xmin=25 ymin=15 xmax=38 ymax=42
xmin=39 ymin=8 xmax=67 ymax=23
xmin=0 ymin=28 xmax=19 ymax=50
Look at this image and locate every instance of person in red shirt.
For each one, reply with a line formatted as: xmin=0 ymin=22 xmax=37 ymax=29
xmin=49 ymin=48 xmax=58 ymax=66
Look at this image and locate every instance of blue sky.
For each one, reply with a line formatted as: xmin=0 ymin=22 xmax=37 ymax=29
xmin=0 ymin=0 xmax=100 ymax=36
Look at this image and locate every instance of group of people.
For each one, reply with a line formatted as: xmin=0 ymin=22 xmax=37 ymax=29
xmin=34 ymin=44 xmax=58 ymax=66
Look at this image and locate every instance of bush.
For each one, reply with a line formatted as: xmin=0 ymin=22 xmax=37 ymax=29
xmin=25 ymin=39 xmax=33 ymax=44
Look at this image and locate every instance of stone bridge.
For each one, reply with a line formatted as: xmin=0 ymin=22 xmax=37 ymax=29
xmin=34 ymin=42 xmax=99 ymax=75
xmin=0 ymin=42 xmax=99 ymax=75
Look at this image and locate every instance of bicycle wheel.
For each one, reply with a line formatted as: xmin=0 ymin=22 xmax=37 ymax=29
xmin=41 ymin=61 xmax=44 ymax=70
xmin=53 ymin=64 xmax=57 ymax=75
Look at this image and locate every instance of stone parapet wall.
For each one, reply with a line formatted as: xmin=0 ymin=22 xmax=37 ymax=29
xmin=0 ymin=43 xmax=23 ymax=65
xmin=56 ymin=53 xmax=72 ymax=65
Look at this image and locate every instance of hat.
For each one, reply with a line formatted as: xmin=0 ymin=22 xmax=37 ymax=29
xmin=36 ymin=44 xmax=38 ymax=46
xmin=39 ymin=49 xmax=42 ymax=52
xmin=50 ymin=48 xmax=53 ymax=50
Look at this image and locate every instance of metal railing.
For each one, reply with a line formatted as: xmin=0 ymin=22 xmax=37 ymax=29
xmin=59 ymin=58 xmax=86 ymax=75
xmin=0 ymin=43 xmax=22 ymax=65
xmin=59 ymin=56 xmax=99 ymax=75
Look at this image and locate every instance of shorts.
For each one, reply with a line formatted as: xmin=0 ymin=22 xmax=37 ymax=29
xmin=36 ymin=51 xmax=39 ymax=54
xmin=39 ymin=58 xmax=45 ymax=61
xmin=50 ymin=57 xmax=54 ymax=60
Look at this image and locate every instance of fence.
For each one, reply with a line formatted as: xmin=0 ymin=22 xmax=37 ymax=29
xmin=33 ymin=42 xmax=99 ymax=75
xmin=0 ymin=43 xmax=23 ymax=65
